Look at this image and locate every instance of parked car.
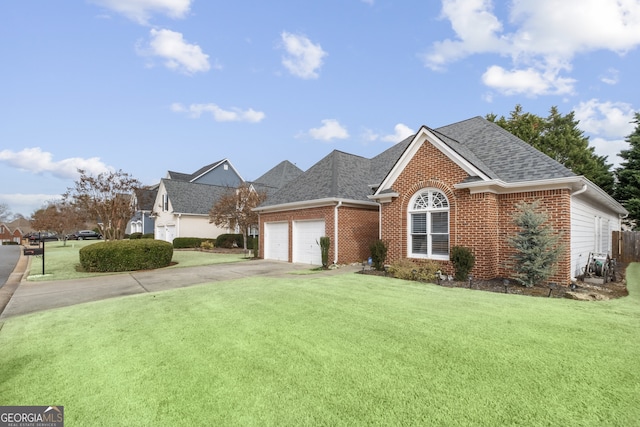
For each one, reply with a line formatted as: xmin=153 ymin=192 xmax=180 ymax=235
xmin=67 ymin=230 xmax=103 ymax=240
xmin=27 ymin=232 xmax=60 ymax=244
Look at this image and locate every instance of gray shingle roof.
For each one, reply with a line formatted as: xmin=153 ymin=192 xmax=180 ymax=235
xmin=162 ymin=179 xmax=229 ymax=215
xmin=259 ymin=116 xmax=577 ymax=208
xmin=433 ymin=117 xmax=576 ymax=182
xmin=252 ymin=160 xmax=304 ymax=195
xmin=262 ymin=151 xmax=374 ymax=206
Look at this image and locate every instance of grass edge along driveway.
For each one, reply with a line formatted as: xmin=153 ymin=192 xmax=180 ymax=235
xmin=1 ymin=264 xmax=639 ymax=426
xmin=25 ymin=240 xmax=248 ymax=281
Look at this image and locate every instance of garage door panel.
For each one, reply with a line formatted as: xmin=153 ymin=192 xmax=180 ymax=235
xmin=265 ymin=222 xmax=289 ymax=261
xmin=293 ymin=220 xmax=325 ymax=265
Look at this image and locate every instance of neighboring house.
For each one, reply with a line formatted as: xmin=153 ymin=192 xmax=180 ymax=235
xmin=255 ymin=116 xmax=627 ymax=285
xmin=0 ymin=223 xmax=23 ymax=244
xmin=127 ymin=185 xmax=158 ymax=235
xmin=8 ymin=217 xmax=32 ymax=238
xmin=152 ymin=159 xmax=244 ymax=242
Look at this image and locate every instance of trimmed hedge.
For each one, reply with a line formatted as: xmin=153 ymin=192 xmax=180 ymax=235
xmin=173 ymin=237 xmax=213 ymax=249
xmin=216 ymin=234 xmax=244 ymax=249
xmin=128 ymin=233 xmax=153 ymax=240
xmin=79 ymin=240 xmax=173 ymax=272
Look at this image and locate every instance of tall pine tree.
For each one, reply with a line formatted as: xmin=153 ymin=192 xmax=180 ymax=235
xmin=614 ymin=113 xmax=640 ymax=230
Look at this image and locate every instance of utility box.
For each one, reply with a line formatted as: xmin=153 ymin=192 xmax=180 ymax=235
xmin=23 ymin=248 xmax=44 ymax=256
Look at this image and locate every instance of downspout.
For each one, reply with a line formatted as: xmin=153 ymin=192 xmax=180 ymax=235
xmin=334 ymin=200 xmax=343 ymax=265
xmin=177 ymin=213 xmax=181 ymax=240
xmin=378 ymin=202 xmax=382 ymax=239
xmin=572 ymin=183 xmax=588 ymax=197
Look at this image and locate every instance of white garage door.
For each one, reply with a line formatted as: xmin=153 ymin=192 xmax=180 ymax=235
xmin=293 ymin=220 xmax=326 ymax=265
xmin=264 ymin=222 xmax=289 ymax=261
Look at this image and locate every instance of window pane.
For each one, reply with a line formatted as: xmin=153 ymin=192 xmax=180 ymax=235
xmin=431 ymin=191 xmax=449 ymax=209
xmin=432 ymin=235 xmax=449 ymax=256
xmin=412 ymin=235 xmax=428 ymax=254
xmin=412 ymin=213 xmax=426 ymax=234
xmin=431 ymin=212 xmax=448 ymax=233
xmin=413 ymin=193 xmax=429 ymax=210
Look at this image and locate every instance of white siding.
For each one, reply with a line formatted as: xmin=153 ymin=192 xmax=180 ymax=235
xmin=571 ymin=196 xmax=621 ymax=279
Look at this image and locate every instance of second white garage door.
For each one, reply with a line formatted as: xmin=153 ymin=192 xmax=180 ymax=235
xmin=293 ymin=220 xmax=326 ymax=265
xmin=264 ymin=222 xmax=289 ymax=261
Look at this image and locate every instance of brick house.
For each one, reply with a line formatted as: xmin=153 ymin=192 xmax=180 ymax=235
xmin=255 ymin=117 xmax=627 ymax=285
xmin=0 ymin=222 xmax=23 ymax=244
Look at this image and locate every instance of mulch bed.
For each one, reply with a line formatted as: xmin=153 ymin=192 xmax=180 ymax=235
xmin=358 ymin=263 xmax=629 ymax=301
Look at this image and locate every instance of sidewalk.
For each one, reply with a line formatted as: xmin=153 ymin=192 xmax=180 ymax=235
xmin=0 ymin=253 xmax=361 ymax=321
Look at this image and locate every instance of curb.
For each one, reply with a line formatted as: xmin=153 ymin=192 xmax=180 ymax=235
xmin=0 ymin=246 xmax=29 ymax=318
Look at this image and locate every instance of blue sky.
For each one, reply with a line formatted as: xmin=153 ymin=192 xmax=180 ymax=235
xmin=1 ymin=0 xmax=639 ymax=217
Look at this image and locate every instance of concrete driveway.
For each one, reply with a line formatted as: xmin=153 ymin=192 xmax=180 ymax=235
xmin=0 ymin=255 xmax=360 ymax=320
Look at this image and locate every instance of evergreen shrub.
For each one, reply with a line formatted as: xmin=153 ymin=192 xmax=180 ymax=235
xmin=319 ymin=236 xmax=330 ymax=267
xmin=369 ymin=239 xmax=388 ymax=271
xmin=450 ymin=246 xmax=475 ymax=281
xmin=173 ymin=237 xmax=204 ymax=249
xmin=216 ymin=234 xmax=244 ymax=249
xmin=79 ymin=240 xmax=173 ymax=272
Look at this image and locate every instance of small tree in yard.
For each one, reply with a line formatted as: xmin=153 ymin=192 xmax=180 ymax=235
xmin=507 ymin=201 xmax=563 ymax=288
xmin=209 ymin=183 xmax=267 ymax=253
xmin=31 ymin=201 xmax=85 ymax=246
xmin=64 ymin=169 xmax=141 ymax=241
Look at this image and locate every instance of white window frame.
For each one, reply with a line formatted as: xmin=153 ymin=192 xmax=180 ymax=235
xmin=407 ymin=188 xmax=450 ymax=260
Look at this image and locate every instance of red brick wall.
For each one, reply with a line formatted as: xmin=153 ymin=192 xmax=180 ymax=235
xmin=497 ymin=190 xmax=572 ymax=285
xmin=337 ymin=206 xmax=379 ymax=263
xmin=380 ymin=137 xmax=573 ymax=284
xmin=259 ymin=204 xmax=378 ymax=264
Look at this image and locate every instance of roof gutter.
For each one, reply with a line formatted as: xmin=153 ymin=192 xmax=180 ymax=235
xmin=253 ymin=197 xmax=378 ymax=214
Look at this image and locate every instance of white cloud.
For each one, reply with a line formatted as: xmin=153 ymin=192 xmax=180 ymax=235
xmin=90 ymin=0 xmax=191 ymax=25
xmin=171 ymin=103 xmax=265 ymax=123
xmin=362 ymin=123 xmax=415 ymax=143
xmin=573 ymin=99 xmax=636 ymax=167
xmin=381 ymin=123 xmax=415 ymax=143
xmin=573 ymin=99 xmax=636 ymax=138
xmin=482 ymin=65 xmax=575 ymax=96
xmin=361 ymin=0 xmax=374 ymax=5
xmin=306 ymin=119 xmax=349 ymax=141
xmin=589 ymin=137 xmax=629 ymax=168
xmin=0 ymin=193 xmax=62 ymax=217
xmin=280 ymin=32 xmax=327 ymax=79
xmin=423 ymin=0 xmax=640 ymax=96
xmin=0 ymin=147 xmax=112 ymax=180
xmin=600 ymin=68 xmax=620 ymax=85
xmin=140 ymin=29 xmax=210 ymax=74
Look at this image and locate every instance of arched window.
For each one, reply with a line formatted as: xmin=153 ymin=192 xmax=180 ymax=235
xmin=408 ymin=189 xmax=449 ymax=259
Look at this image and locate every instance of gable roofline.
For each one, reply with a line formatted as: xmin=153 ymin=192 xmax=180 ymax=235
xmin=190 ymin=159 xmax=245 ymax=183
xmin=374 ymin=126 xmax=490 ymax=195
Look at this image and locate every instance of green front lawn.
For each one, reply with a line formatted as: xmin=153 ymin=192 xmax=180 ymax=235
xmin=1 ymin=264 xmax=639 ymax=426
xmin=25 ymin=240 xmax=248 ymax=281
